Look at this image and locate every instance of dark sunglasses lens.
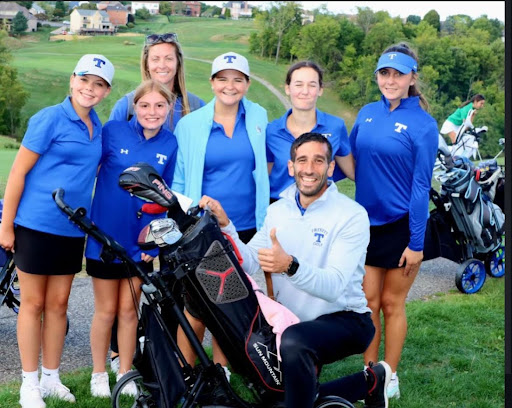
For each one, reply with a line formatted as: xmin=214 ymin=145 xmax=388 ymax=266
xmin=146 ymin=34 xmax=160 ymax=44
xmin=162 ymin=33 xmax=178 ymax=42
xmin=146 ymin=33 xmax=178 ymax=45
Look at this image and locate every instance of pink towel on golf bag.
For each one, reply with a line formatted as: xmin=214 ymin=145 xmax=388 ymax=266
xmin=245 ymin=273 xmax=300 ymax=361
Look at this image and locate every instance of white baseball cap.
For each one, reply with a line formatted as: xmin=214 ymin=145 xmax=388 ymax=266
xmin=73 ymin=54 xmax=115 ymax=86
xmin=211 ymin=52 xmax=250 ymax=78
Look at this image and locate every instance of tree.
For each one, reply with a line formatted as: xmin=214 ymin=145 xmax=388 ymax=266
xmin=78 ymin=3 xmax=98 ymax=10
xmin=15 ymin=1 xmax=32 ymax=9
xmin=53 ymin=1 xmax=67 ymax=18
xmin=135 ymin=7 xmax=151 ymax=20
xmin=406 ymin=15 xmax=421 ymax=25
xmin=292 ymin=15 xmax=340 ymax=68
xmin=267 ymin=2 xmax=302 ymax=64
xmin=355 ymin=7 xmax=377 ymax=34
xmin=159 ymin=1 xmax=171 ymax=16
xmin=0 ymin=32 xmax=28 ymax=137
xmin=423 ymin=10 xmax=440 ymax=31
xmin=12 ymin=11 xmax=28 ymax=35
xmin=0 ymin=65 xmax=29 ymax=137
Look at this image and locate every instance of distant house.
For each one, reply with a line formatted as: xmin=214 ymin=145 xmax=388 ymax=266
xmin=28 ymin=2 xmax=45 ymax=16
xmin=131 ymin=1 xmax=160 ymax=15
xmin=105 ymin=3 xmax=128 ymax=25
xmin=0 ymin=2 xmax=38 ymax=32
xmin=97 ymin=1 xmax=123 ymax=10
xmin=223 ymin=1 xmax=253 ymax=20
xmin=69 ymin=8 xmax=114 ymax=35
xmin=301 ymin=10 xmax=314 ymax=25
xmin=172 ymin=1 xmax=201 ymax=17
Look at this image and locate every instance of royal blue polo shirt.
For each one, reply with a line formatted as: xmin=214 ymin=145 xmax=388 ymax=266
xmin=85 ymin=118 xmax=178 ymax=262
xmin=202 ymin=103 xmax=257 ymax=231
xmin=266 ymin=109 xmax=351 ymax=200
xmin=15 ymin=97 xmax=102 ymax=237
xmin=350 ymin=96 xmax=438 ymax=251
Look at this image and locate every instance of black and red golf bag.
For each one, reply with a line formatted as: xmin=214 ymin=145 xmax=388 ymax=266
xmin=119 ymin=162 xmax=286 ymax=404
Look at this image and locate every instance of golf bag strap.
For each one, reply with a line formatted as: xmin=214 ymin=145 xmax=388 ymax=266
xmin=222 ymin=232 xmax=243 ymax=265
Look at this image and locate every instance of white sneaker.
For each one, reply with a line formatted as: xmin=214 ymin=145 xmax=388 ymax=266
xmin=90 ymin=372 xmax=111 ymax=398
xmin=117 ymin=372 xmax=138 ymax=397
xmin=40 ymin=377 xmax=76 ymax=403
xmin=387 ymin=375 xmax=400 ymax=399
xmin=110 ymin=355 xmax=120 ymax=375
xmin=19 ymin=382 xmax=46 ymax=408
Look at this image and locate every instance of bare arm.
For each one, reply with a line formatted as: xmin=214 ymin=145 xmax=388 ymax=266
xmin=267 ymin=162 xmax=274 ymax=175
xmin=0 ymin=146 xmax=40 ymax=252
xmin=334 ymin=153 xmax=355 ymax=181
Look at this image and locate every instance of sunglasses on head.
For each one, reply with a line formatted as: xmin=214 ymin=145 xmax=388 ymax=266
xmin=145 ymin=33 xmax=179 ymax=45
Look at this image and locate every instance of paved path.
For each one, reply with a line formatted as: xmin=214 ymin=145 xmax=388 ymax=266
xmin=186 ymin=57 xmax=292 ymax=110
xmin=0 ymin=257 xmax=460 ymax=385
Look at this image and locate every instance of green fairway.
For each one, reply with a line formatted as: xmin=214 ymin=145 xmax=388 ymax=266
xmin=10 ymin=17 xmax=356 ymax=125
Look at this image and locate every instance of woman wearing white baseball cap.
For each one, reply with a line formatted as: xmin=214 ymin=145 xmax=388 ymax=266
xmin=171 ymin=51 xmax=269 ymax=378
xmin=0 ymin=53 xmax=114 ymax=408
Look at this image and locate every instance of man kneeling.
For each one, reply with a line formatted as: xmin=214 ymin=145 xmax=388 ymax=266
xmin=199 ymin=132 xmax=390 ymax=408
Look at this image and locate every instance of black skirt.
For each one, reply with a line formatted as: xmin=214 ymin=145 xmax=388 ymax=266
xmin=365 ymin=214 xmax=411 ymax=269
xmin=14 ymin=225 xmax=85 ymax=275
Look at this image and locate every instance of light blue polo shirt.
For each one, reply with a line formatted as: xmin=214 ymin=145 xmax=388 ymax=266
xmin=15 ymin=96 xmax=103 ymax=237
xmin=266 ymin=109 xmax=351 ymax=200
xmin=202 ymin=103 xmax=256 ymax=231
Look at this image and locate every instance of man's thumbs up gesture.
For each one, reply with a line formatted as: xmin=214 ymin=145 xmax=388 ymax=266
xmin=258 ymin=227 xmax=293 ymax=274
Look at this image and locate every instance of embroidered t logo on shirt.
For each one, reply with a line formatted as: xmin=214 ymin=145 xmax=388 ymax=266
xmin=394 ymin=122 xmax=408 ymax=133
xmin=156 ymin=153 xmax=167 ymax=165
xmin=312 ymin=228 xmax=328 ymax=246
xmin=120 ymin=149 xmax=129 ymax=154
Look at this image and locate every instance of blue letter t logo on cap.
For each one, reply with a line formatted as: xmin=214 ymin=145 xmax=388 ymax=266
xmin=93 ymin=57 xmax=106 ymax=68
xmin=224 ymin=55 xmax=236 ymax=64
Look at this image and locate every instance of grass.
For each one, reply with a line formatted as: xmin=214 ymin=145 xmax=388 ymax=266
xmin=9 ymin=16 xmax=356 ymax=125
xmin=0 ymin=278 xmax=504 ymax=407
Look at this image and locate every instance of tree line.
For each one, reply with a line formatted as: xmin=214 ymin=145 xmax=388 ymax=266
xmin=249 ymin=3 xmax=505 ymax=158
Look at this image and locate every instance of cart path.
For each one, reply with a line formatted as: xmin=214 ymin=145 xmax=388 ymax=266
xmin=0 ymin=257 xmax=460 ymax=385
xmin=186 ymin=57 xmax=292 ymax=110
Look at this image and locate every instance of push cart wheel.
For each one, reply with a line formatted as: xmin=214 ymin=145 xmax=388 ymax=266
xmin=485 ymin=244 xmax=505 ymax=278
xmin=455 ymin=259 xmax=486 ymax=294
xmin=111 ymin=370 xmax=155 ymax=408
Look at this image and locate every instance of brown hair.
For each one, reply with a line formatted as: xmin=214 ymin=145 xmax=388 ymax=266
xmin=285 ymin=60 xmax=324 ymax=88
xmin=460 ymin=94 xmax=485 ymax=108
xmin=380 ymin=43 xmax=430 ymax=111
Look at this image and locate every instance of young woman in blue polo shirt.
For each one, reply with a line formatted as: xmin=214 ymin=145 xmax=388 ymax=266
xmin=85 ymin=79 xmax=178 ymax=398
xmin=349 ymin=43 xmax=438 ymax=400
xmin=266 ymin=60 xmax=354 ymax=202
xmin=107 ymin=33 xmax=205 ymax=372
xmin=0 ymin=54 xmax=114 ymax=408
xmin=171 ymin=51 xmax=269 ymax=379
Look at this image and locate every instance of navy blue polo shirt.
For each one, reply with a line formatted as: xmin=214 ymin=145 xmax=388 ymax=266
xmin=266 ymin=109 xmax=350 ymax=200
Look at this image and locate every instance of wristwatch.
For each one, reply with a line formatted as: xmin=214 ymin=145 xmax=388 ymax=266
xmin=286 ymin=256 xmax=299 ymax=277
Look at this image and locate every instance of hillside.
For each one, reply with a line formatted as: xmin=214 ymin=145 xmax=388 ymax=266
xmin=9 ymin=16 xmax=357 ymax=126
